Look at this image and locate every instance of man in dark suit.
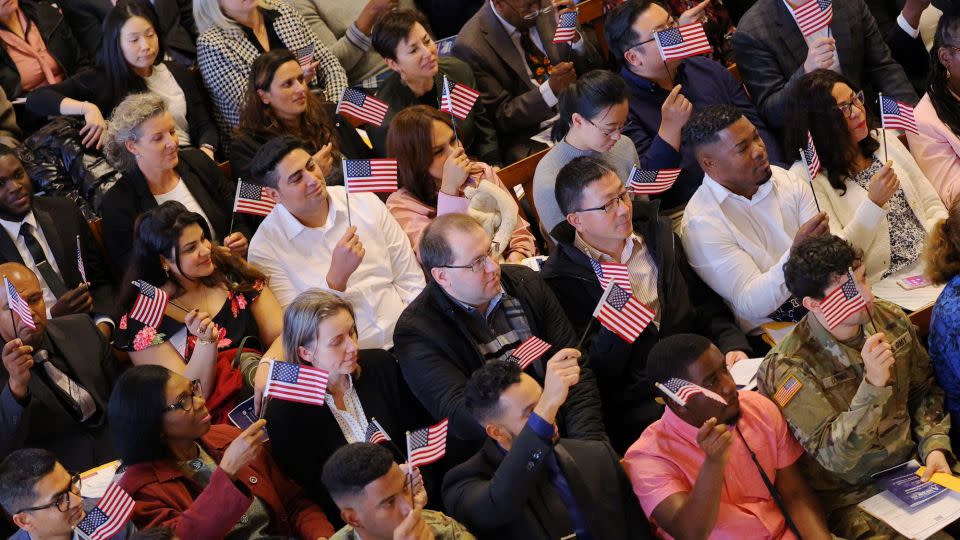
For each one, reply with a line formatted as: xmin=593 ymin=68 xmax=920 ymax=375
xmin=452 ymin=0 xmax=604 ymax=162
xmin=865 ymin=0 xmax=936 ymax=94
xmin=0 ymin=147 xmax=115 ymax=338
xmin=732 ymin=0 xmax=918 ymax=129
xmin=0 ymin=263 xmax=119 ymax=472
xmin=443 ymin=358 xmax=650 ymax=540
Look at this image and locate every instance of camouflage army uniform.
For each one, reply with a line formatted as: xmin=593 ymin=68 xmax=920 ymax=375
xmin=757 ymin=299 xmax=953 ymax=539
xmin=329 ymin=509 xmax=477 ymax=540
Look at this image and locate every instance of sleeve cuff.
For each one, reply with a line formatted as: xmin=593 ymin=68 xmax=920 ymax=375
xmin=897 ymin=12 xmax=921 ymax=39
xmin=570 ymin=32 xmax=586 ymax=52
xmin=346 ymin=22 xmax=372 ymax=51
xmin=527 ymin=411 xmax=556 ymax=441
xmin=437 ymin=191 xmax=470 ymax=214
xmin=538 ymin=80 xmax=558 ymax=108
xmin=919 ymin=434 xmax=953 ymax=464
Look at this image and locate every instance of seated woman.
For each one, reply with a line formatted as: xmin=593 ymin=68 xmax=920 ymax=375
xmin=926 ymin=203 xmax=960 ymax=449
xmin=265 ymin=289 xmax=432 ymax=528
xmin=231 ymin=49 xmax=372 ymax=186
xmin=369 ymin=8 xmax=500 ymax=165
xmin=26 ymin=0 xmax=218 ymax=153
xmin=114 ymin=201 xmax=284 ymax=424
xmin=783 ymin=70 xmax=946 ymax=282
xmin=532 ymin=69 xmax=640 ymax=234
xmin=194 ymin=0 xmax=347 ymax=148
xmin=386 ymin=105 xmax=536 ymax=261
xmin=110 ymin=364 xmax=335 ymax=538
xmin=907 ymin=15 xmax=960 ymax=206
xmin=101 ymin=93 xmax=250 ymax=269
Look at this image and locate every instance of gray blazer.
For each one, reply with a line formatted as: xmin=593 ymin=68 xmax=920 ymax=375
xmin=732 ymin=0 xmax=917 ymax=129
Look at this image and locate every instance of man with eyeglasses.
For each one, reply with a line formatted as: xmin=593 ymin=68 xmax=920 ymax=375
xmin=452 ymin=0 xmax=604 ymax=163
xmin=0 ymin=448 xmax=136 ymax=540
xmin=604 ymin=0 xmax=782 ymax=214
xmin=393 ymin=213 xmax=606 ymax=466
xmin=541 ymin=155 xmax=750 ymax=452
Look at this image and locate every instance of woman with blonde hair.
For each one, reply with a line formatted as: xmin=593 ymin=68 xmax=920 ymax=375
xmin=926 ymin=202 xmax=960 ymax=447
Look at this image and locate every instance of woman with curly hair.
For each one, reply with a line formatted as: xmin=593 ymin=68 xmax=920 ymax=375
xmin=926 ymin=202 xmax=960 ymax=447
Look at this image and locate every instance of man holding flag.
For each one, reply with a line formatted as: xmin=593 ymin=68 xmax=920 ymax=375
xmin=758 ymin=235 xmax=955 ymax=538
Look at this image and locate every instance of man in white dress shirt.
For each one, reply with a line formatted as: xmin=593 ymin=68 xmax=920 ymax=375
xmin=246 ymin=135 xmax=425 ymax=350
xmin=680 ymin=105 xmax=830 ymax=337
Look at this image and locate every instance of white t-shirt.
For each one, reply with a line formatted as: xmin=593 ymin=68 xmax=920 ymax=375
xmin=152 ymin=177 xmax=216 ymax=240
xmin=145 ymin=63 xmax=192 ymax=146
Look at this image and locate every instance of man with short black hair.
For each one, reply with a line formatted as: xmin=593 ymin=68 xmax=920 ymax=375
xmin=321 ymin=443 xmax=474 ymax=540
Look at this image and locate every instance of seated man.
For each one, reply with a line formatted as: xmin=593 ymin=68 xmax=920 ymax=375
xmin=0 ymin=146 xmax=115 ymax=339
xmin=321 ymin=443 xmax=476 ymax=540
xmin=444 ymin=358 xmax=649 ymax=539
xmin=541 ymin=155 xmax=750 ymax=452
xmin=758 ymin=234 xmax=955 ymax=538
xmin=864 ymin=0 xmax=936 ymax=95
xmin=0 ymin=448 xmax=136 ymax=540
xmin=733 ymin=0 xmax=917 ymax=128
xmin=452 ymin=0 xmax=604 ymax=163
xmin=0 ymin=263 xmax=118 ymax=471
xmin=605 ymin=0 xmax=783 ymax=211
xmin=680 ymin=105 xmax=829 ymax=335
xmin=394 ymin=213 xmax=605 ymax=464
xmin=247 ymin=135 xmax=425 ymax=349
xmin=624 ymin=334 xmax=831 ymax=539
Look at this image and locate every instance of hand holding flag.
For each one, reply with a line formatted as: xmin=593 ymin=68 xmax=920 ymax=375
xmin=4 ymin=275 xmax=35 ymax=330
xmin=263 ymin=360 xmax=329 ymax=407
xmin=75 ymin=482 xmax=135 ymax=540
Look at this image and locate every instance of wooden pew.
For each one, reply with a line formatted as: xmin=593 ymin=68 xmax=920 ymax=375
xmin=497 ymin=148 xmax=552 ymax=251
xmin=909 ymin=301 xmax=934 ymax=338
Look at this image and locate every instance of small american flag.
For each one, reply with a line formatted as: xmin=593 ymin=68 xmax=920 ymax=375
xmin=803 ymin=132 xmax=821 ymax=179
xmin=343 ymin=159 xmax=398 ymax=193
xmin=508 ymin=336 xmax=552 ymax=371
xmin=553 ymin=11 xmax=578 ymax=43
xmin=407 ymin=419 xmax=448 ymax=467
xmin=264 ymin=361 xmax=329 ymax=407
xmin=654 ymin=23 xmax=712 ymax=61
xmin=233 ymin=180 xmax=277 ymax=217
xmin=130 ymin=280 xmax=168 ymax=329
xmin=336 ymin=88 xmax=389 ymax=127
xmin=365 ymin=417 xmax=391 ymax=445
xmin=657 ymin=377 xmax=728 ymax=407
xmin=76 ymin=235 xmax=87 ymax=284
xmin=4 ymin=276 xmax=34 ymax=329
xmin=879 ymin=95 xmax=918 ymax=135
xmin=589 ymin=259 xmax=632 ymax=292
xmin=294 ymin=43 xmax=315 ymax=68
xmin=627 ymin=166 xmax=680 ymax=195
xmin=593 ymin=282 xmax=655 ymax=343
xmin=789 ymin=0 xmax=833 ymax=36
xmin=75 ymin=482 xmax=135 ymax=540
xmin=819 ymin=270 xmax=866 ymax=329
xmin=440 ymin=75 xmax=480 ymax=121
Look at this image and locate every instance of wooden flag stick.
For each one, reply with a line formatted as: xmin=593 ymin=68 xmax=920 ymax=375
xmin=798 ymin=148 xmax=822 ymax=213
xmin=342 ymin=158 xmax=353 ymax=228
xmin=575 ymin=317 xmax=594 ymax=351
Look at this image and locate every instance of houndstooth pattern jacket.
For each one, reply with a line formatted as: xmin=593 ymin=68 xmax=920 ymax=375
xmin=197 ymin=0 xmax=348 ymax=149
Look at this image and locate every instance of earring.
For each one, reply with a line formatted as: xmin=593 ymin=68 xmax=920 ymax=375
xmin=162 ymin=266 xmax=170 ymax=278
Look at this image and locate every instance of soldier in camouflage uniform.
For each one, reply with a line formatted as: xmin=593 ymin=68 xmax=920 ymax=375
xmin=757 ymin=235 xmax=954 ymax=539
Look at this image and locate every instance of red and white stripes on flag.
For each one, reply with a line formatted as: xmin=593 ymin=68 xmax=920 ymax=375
xmin=553 ymin=11 xmax=578 ymax=43
xmin=802 ymin=132 xmax=822 ymax=179
xmin=75 ymin=482 xmax=135 ymax=540
xmin=589 ymin=259 xmax=632 ymax=292
xmin=789 ymin=0 xmax=833 ymax=36
xmin=879 ymin=94 xmax=919 ymax=135
xmin=627 ymin=166 xmax=681 ymax=195
xmin=656 ymin=377 xmax=728 ymax=407
xmin=4 ymin=276 xmax=35 ymax=329
xmin=407 ymin=419 xmax=448 ymax=467
xmin=343 ymin=159 xmax=399 ymax=193
xmin=508 ymin=336 xmax=552 ymax=371
xmin=264 ymin=360 xmax=329 ymax=407
xmin=440 ymin=75 xmax=480 ymax=121
xmin=819 ymin=270 xmax=867 ymax=329
xmin=336 ymin=87 xmax=390 ymax=127
xmin=76 ymin=235 xmax=87 ymax=284
xmin=129 ymin=280 xmax=168 ymax=329
xmin=293 ymin=43 xmax=315 ymax=68
xmin=593 ymin=282 xmax=655 ymax=343
xmin=365 ymin=417 xmax=391 ymax=445
xmin=233 ymin=180 xmax=277 ymax=217
xmin=654 ymin=23 xmax=712 ymax=61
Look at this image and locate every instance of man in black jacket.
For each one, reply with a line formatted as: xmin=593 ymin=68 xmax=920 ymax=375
xmin=541 ymin=155 xmax=750 ymax=452
xmin=393 ymin=213 xmax=606 ymax=465
xmin=443 ymin=358 xmax=649 ymax=540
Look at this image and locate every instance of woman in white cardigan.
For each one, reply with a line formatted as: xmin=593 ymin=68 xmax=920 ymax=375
xmin=783 ymin=70 xmax=947 ymax=282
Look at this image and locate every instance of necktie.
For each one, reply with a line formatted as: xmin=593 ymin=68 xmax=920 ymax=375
xmin=34 ymin=350 xmax=97 ymax=422
xmin=518 ymin=28 xmax=552 ymax=85
xmin=20 ymin=222 xmax=67 ymax=298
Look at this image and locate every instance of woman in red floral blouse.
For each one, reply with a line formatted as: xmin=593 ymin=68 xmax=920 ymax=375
xmin=115 ymin=201 xmax=285 ymax=423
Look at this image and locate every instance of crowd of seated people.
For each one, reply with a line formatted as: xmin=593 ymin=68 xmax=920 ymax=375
xmin=9 ymin=0 xmax=960 ymax=538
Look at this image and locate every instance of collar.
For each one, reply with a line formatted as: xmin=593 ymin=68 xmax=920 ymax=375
xmin=274 ymin=193 xmax=340 ymax=241
xmin=619 ymin=64 xmax=685 ymax=94
xmin=0 ymin=210 xmax=38 ymax=241
xmin=702 ymin=173 xmax=774 ymax=206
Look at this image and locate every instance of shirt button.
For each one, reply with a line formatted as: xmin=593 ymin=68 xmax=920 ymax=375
xmin=526 ymin=461 xmax=536 ymax=471
xmin=249 ymin=475 xmax=258 ymax=484
xmin=240 ymin=514 xmax=249 ymax=524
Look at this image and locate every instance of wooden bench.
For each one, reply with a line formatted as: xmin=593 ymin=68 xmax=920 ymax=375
xmin=497 ymin=148 xmax=552 ymax=251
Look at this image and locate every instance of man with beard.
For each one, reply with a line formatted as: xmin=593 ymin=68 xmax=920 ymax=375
xmin=680 ymin=104 xmax=830 ymax=339
xmin=623 ymin=334 xmax=832 ymax=539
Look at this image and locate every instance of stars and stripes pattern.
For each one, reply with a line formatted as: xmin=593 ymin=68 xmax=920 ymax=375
xmin=75 ymin=482 xmax=135 ymax=540
xmin=553 ymin=11 xmax=578 ymax=43
xmin=819 ymin=270 xmax=867 ymax=329
xmin=654 ymin=23 xmax=712 ymax=61
xmin=294 ymin=43 xmax=315 ymax=68
xmin=508 ymin=336 xmax=552 ymax=371
xmin=589 ymin=259 xmax=632 ymax=292
xmin=264 ymin=361 xmax=329 ymax=407
xmin=789 ymin=0 xmax=833 ymax=36
xmin=657 ymin=377 xmax=728 ymax=407
xmin=233 ymin=180 xmax=277 ymax=216
xmin=4 ymin=276 xmax=34 ymax=330
xmin=336 ymin=87 xmax=390 ymax=127
xmin=593 ymin=282 xmax=655 ymax=343
xmin=76 ymin=235 xmax=87 ymax=284
xmin=773 ymin=375 xmax=803 ymax=407
xmin=803 ymin=132 xmax=822 ymax=179
xmin=365 ymin=417 xmax=391 ymax=445
xmin=627 ymin=166 xmax=681 ymax=195
xmin=129 ymin=280 xmax=168 ymax=329
xmin=407 ymin=419 xmax=448 ymax=467
xmin=440 ymin=75 xmax=480 ymax=121
xmin=343 ymin=159 xmax=399 ymax=193
xmin=879 ymin=95 xmax=918 ymax=135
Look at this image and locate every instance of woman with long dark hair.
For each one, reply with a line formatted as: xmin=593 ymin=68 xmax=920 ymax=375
xmin=783 ymin=69 xmax=946 ymax=282
xmin=25 ymin=0 xmax=218 ymax=153
xmin=114 ymin=201 xmax=284 ymax=424
xmin=231 ymin=49 xmax=371 ymax=185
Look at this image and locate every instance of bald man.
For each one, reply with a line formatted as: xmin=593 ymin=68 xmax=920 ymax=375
xmin=0 ymin=263 xmax=119 ymax=471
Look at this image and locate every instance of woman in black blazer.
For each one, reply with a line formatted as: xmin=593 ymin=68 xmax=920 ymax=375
xmin=101 ymin=93 xmax=249 ymax=270
xmin=264 ymin=289 xmax=433 ymax=529
xmin=26 ymin=0 xmax=218 ymax=154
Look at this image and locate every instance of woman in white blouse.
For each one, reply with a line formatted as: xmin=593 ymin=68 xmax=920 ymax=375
xmin=783 ymin=70 xmax=946 ymax=282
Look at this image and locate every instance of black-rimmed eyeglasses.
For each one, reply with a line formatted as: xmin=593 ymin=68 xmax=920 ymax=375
xmin=162 ymin=379 xmax=203 ymax=413
xmin=437 ymin=242 xmax=500 ymax=273
xmin=575 ymin=190 xmax=630 ymax=214
xmin=15 ymin=474 xmax=81 ymax=514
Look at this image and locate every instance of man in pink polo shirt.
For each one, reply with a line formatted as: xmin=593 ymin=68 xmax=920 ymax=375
xmin=623 ymin=334 xmax=832 ymax=539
